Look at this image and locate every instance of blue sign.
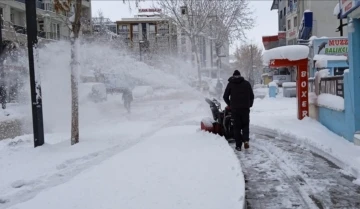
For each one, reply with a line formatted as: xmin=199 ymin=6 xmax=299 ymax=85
xmin=298 ymin=11 xmax=313 ymax=41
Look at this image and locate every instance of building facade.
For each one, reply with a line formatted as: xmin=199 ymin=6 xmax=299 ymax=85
xmin=116 ymin=11 xmax=178 ymax=57
xmin=0 ymin=0 xmax=92 ymax=43
xmin=270 ymin=0 xmax=345 ymax=45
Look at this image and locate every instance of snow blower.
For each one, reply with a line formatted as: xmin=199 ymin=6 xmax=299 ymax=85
xmin=201 ymin=98 xmax=234 ymax=141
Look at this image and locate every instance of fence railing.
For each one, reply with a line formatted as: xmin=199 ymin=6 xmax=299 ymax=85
xmin=319 ymin=76 xmax=344 ymax=98
xmin=309 ymin=77 xmax=315 ymax=93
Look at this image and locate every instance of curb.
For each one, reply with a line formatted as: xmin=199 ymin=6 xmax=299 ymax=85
xmin=250 ymin=124 xmax=360 ymax=179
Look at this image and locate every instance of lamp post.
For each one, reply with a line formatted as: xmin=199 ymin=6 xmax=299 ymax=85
xmin=25 ymin=0 xmax=45 ymax=147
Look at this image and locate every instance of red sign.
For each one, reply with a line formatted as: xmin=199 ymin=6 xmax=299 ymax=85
xmin=138 ymin=8 xmax=161 ymax=13
xmin=297 ymin=65 xmax=309 ymax=120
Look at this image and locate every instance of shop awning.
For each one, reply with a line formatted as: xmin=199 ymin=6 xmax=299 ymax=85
xmin=298 ymin=11 xmax=313 ymax=41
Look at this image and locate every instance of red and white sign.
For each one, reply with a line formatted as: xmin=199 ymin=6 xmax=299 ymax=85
xmin=138 ymin=8 xmax=162 ymax=13
xmin=341 ymin=0 xmax=353 ymax=13
xmin=297 ymin=66 xmax=309 ymax=120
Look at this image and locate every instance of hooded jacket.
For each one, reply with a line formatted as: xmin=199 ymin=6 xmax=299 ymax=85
xmin=223 ymin=75 xmax=254 ymax=109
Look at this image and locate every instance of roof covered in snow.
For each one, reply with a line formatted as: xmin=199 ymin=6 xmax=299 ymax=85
xmin=263 ymin=45 xmax=309 ymax=64
xmin=314 ymin=55 xmax=347 ymax=68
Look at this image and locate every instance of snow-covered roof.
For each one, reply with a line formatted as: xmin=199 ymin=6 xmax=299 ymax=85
xmin=313 ymin=54 xmax=347 ymax=61
xmin=263 ymin=45 xmax=309 ymax=65
xmin=314 ymin=55 xmax=347 ymax=68
xmin=334 ymin=3 xmax=340 ymax=16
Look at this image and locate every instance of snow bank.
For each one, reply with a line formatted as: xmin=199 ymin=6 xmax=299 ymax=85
xmin=269 ymin=81 xmax=278 ymax=87
xmin=282 ymin=82 xmax=296 ymax=88
xmin=7 ymin=126 xmax=245 ymax=209
xmin=263 ymin=45 xmax=309 ymax=65
xmin=315 ymin=69 xmax=330 ymax=78
xmin=344 ymin=69 xmax=350 ymax=73
xmin=334 ymin=3 xmax=340 ymax=16
xmin=309 ymin=92 xmax=317 ymax=104
xmin=317 ymin=93 xmax=344 ymax=111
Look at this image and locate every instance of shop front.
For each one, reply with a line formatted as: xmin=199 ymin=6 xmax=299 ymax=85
xmin=310 ymin=37 xmax=349 ymax=77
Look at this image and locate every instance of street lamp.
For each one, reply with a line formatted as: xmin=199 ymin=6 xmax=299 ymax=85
xmin=25 ymin=0 xmax=45 ymax=147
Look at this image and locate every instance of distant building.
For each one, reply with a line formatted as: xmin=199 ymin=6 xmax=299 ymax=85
xmin=0 ymin=0 xmax=92 ymax=43
xmin=116 ymin=9 xmax=178 ymax=56
xmin=92 ymin=17 xmax=117 ymax=34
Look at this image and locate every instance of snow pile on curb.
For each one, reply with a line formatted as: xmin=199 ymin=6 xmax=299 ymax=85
xmin=282 ymin=82 xmax=296 ymax=88
xmin=317 ymin=93 xmax=344 ymax=111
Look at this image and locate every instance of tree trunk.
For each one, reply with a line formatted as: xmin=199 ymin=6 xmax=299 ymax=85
xmin=190 ymin=37 xmax=202 ymax=89
xmin=71 ymin=0 xmax=82 ymax=145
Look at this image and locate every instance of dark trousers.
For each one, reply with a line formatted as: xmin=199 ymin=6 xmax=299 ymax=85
xmin=232 ymin=108 xmax=250 ymax=147
xmin=0 ymin=86 xmax=6 ymax=109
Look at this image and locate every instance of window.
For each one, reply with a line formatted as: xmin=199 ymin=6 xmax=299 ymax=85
xmin=149 ymin=24 xmax=155 ymax=32
xmin=334 ymin=67 xmax=347 ymax=76
xmin=132 ymin=24 xmax=139 ymax=32
xmin=287 ymin=19 xmax=291 ymax=30
xmin=280 ymin=11 xmax=282 ymax=19
xmin=294 ymin=16 xmax=298 ymax=27
xmin=284 ymin=7 xmax=286 ymax=16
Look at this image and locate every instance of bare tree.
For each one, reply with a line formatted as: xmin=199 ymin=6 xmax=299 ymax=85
xmin=234 ymin=43 xmax=263 ymax=86
xmin=158 ymin=0 xmax=218 ymax=87
xmin=207 ymin=0 xmax=254 ymax=63
xmin=54 ymin=0 xmax=82 ymax=145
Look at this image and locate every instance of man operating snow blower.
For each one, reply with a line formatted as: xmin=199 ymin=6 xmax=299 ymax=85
xmin=223 ymin=70 xmax=254 ymax=151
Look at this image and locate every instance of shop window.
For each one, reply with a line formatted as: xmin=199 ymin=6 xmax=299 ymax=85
xmin=287 ymin=19 xmax=291 ymax=30
xmin=294 ymin=16 xmax=298 ymax=27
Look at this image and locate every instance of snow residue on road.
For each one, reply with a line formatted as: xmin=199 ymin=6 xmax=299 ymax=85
xmin=251 ymin=97 xmax=360 ymax=182
xmin=263 ymin=45 xmax=309 ymax=65
xmin=5 ymin=126 xmax=244 ymax=209
xmin=317 ymin=93 xmax=345 ymax=111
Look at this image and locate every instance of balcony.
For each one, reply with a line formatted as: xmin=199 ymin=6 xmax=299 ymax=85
xmin=286 ymin=2 xmax=298 ymax=15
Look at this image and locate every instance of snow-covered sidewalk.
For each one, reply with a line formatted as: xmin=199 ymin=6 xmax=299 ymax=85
xmin=251 ymin=95 xmax=360 ymax=183
xmin=0 ymin=92 xmax=245 ymax=209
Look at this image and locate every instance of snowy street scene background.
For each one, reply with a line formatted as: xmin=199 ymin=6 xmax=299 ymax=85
xmin=1 ymin=0 xmax=360 ymax=209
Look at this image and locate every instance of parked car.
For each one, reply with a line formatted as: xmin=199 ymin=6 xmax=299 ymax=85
xmin=79 ymin=83 xmax=107 ymax=103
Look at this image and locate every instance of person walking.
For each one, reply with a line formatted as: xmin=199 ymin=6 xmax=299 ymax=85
xmin=215 ymin=79 xmax=223 ymax=100
xmin=122 ymin=88 xmax=133 ymax=113
xmin=223 ymin=70 xmax=254 ymax=151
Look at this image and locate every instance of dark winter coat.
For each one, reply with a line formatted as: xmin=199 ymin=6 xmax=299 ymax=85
xmin=122 ymin=88 xmax=133 ymax=102
xmin=223 ymin=75 xmax=254 ymax=110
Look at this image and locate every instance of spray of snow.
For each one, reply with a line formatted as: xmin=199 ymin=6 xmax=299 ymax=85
xmin=14 ymin=40 xmax=197 ymax=133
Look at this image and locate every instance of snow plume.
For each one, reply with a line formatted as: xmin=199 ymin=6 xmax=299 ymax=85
xmin=15 ymin=40 xmax=194 ymax=133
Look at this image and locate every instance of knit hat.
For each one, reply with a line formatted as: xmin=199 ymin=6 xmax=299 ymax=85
xmin=233 ymin=70 xmax=241 ymax=76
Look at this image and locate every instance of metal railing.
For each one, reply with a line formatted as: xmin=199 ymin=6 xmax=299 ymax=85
xmin=308 ymin=77 xmax=315 ymax=93
xmin=319 ymin=76 xmax=344 ymax=98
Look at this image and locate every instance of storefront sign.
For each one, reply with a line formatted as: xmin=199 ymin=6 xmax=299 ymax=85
xmin=312 ymin=37 xmax=348 ymax=56
xmin=287 ymin=28 xmax=298 ymax=39
xmin=297 ymin=67 xmax=309 ymax=120
xmin=138 ymin=8 xmax=161 ymax=13
xmin=339 ymin=0 xmax=360 ymax=18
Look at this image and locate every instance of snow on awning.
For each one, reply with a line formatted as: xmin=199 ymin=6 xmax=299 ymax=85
xmin=313 ymin=54 xmax=347 ymax=61
xmin=263 ymin=45 xmax=309 ymax=65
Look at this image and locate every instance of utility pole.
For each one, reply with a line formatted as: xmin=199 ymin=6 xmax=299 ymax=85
xmin=250 ymin=44 xmax=254 ymax=87
xmin=25 ymin=0 xmax=45 ymax=147
xmin=0 ymin=14 xmax=5 ymax=110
